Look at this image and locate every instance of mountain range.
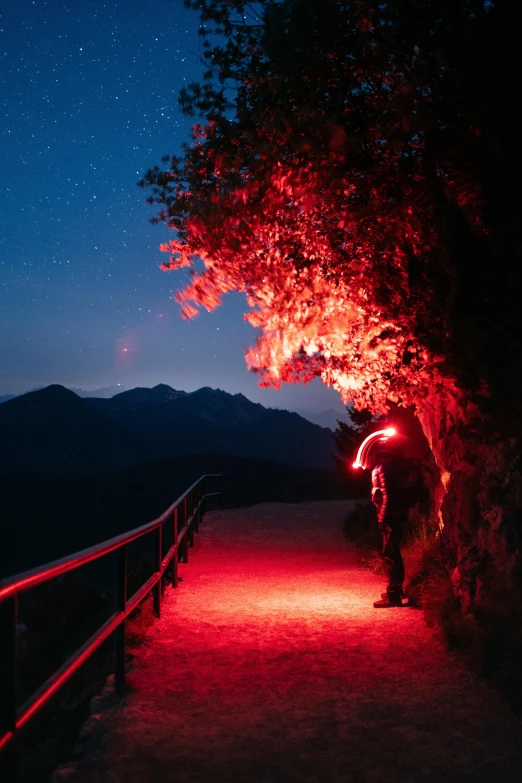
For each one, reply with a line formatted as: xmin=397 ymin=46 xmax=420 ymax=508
xmin=0 ymin=384 xmax=337 ymax=474
xmin=0 ymin=387 xmax=348 ymax=429
xmin=0 ymin=385 xmax=123 ymax=404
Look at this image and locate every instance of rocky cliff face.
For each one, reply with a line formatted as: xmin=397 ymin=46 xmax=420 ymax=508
xmin=417 ymin=386 xmax=522 ymax=617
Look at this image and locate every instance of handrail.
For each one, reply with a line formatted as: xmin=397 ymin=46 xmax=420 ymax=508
xmin=0 ymin=473 xmax=279 ymax=782
xmin=0 ymin=473 xmax=221 ymax=603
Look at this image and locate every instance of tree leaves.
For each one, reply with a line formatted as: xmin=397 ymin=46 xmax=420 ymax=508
xmin=141 ymin=0 xmax=520 ymax=414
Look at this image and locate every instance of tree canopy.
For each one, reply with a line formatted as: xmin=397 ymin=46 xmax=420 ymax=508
xmin=141 ymin=0 xmax=521 ymax=416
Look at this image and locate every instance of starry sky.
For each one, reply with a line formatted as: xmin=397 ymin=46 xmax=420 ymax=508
xmin=1 ymin=0 xmax=345 ymax=414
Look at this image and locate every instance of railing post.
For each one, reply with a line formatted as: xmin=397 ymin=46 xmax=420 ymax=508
xmin=189 ymin=489 xmax=195 ymax=547
xmin=160 ymin=522 xmax=166 ymax=596
xmin=114 ymin=546 xmax=127 ymax=695
xmin=172 ymin=507 xmax=179 ymax=588
xmin=183 ymin=497 xmax=189 ymax=561
xmin=153 ymin=526 xmax=162 ymax=618
xmin=194 ymin=484 xmax=199 ymax=533
xmin=0 ymin=596 xmax=18 ymax=783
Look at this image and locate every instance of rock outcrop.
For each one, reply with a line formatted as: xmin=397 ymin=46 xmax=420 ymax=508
xmin=418 ymin=385 xmax=522 ymax=627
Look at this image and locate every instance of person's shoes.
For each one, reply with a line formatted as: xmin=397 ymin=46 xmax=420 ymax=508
xmin=373 ymin=594 xmax=403 ymax=608
xmin=381 ymin=590 xmax=406 ymax=601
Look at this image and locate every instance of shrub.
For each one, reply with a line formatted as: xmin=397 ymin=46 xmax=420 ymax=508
xmin=402 ymin=518 xmax=446 ymax=606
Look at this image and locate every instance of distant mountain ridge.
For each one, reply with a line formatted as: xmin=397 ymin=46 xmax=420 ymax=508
xmin=0 ymin=385 xmax=124 ymax=402
xmin=88 ymin=384 xmax=336 ymax=470
xmin=0 ymin=384 xmax=337 ymax=474
xmin=0 ymin=385 xmax=163 ymax=474
xmin=109 ymin=383 xmax=187 ymax=405
xmin=0 ymin=385 xmax=347 ymax=429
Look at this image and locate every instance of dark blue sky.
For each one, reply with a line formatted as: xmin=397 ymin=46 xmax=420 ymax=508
xmin=1 ymin=0 xmax=345 ymax=413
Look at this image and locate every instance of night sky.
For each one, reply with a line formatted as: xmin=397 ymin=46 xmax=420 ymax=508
xmin=1 ymin=0 xmax=344 ymax=414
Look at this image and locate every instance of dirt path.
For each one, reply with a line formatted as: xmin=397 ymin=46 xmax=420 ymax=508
xmin=57 ymin=501 xmax=522 ymax=782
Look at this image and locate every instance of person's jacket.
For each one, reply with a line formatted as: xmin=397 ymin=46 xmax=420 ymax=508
xmin=371 ymin=464 xmax=388 ymax=526
xmin=371 ymin=458 xmax=413 ymax=527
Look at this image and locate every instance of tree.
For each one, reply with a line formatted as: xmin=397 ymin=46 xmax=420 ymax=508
xmin=333 ymin=407 xmax=376 ymax=463
xmin=141 ymin=0 xmax=522 ymax=662
xmin=142 ymin=0 xmax=520 ymax=408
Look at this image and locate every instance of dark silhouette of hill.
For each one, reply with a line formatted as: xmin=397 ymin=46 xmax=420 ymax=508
xmin=0 ymin=384 xmax=336 ymax=474
xmin=0 ymin=385 xmax=164 ymax=474
xmin=109 ymin=383 xmax=187 ymax=405
xmin=0 ymin=453 xmax=347 ymax=578
xmin=88 ymin=384 xmax=335 ymax=470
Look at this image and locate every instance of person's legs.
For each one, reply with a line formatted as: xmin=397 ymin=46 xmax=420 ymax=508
xmin=373 ymin=526 xmax=404 ymax=607
xmin=382 ymin=526 xmax=404 ymax=598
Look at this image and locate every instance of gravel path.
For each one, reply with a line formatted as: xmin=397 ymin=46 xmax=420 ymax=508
xmin=59 ymin=501 xmax=522 ymax=782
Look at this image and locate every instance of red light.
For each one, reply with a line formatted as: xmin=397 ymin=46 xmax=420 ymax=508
xmin=353 ymin=427 xmax=397 ymax=470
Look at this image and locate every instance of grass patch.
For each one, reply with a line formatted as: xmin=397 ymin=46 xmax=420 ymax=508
xmin=402 ymin=518 xmax=446 ymax=607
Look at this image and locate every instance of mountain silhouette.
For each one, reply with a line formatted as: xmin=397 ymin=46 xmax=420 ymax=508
xmin=0 ymin=384 xmax=336 ymax=474
xmin=109 ymin=383 xmax=187 ymax=405
xmin=88 ymin=384 xmax=336 ymax=470
xmin=0 ymin=385 xmax=163 ymax=474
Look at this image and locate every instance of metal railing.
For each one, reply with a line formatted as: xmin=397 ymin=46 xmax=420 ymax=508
xmin=0 ymin=473 xmax=279 ymax=781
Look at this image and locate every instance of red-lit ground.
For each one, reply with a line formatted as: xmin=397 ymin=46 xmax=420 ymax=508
xmin=59 ymin=501 xmax=522 ymax=782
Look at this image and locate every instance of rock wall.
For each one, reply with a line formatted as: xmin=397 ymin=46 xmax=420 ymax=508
xmin=417 ymin=385 xmax=522 ymax=614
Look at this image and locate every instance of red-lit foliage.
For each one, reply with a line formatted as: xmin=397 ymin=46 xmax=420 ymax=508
xmin=140 ymin=0 xmax=516 ymax=415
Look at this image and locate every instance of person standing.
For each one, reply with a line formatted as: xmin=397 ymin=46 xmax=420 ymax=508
xmin=367 ymin=440 xmax=410 ymax=607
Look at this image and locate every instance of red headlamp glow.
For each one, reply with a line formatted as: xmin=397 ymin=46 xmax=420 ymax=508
xmin=352 ymin=427 xmax=397 ymax=470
